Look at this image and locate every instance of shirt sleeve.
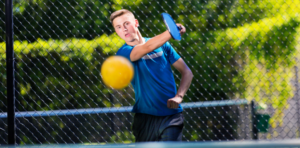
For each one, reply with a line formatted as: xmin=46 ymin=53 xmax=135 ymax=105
xmin=162 ymin=41 xmax=181 ymax=64
xmin=116 ymin=44 xmax=134 ymax=61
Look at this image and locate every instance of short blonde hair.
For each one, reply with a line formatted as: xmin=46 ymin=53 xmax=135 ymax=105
xmin=110 ymin=9 xmax=135 ymax=25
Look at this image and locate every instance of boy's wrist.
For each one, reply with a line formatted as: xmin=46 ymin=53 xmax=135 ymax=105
xmin=176 ymin=94 xmax=183 ymax=99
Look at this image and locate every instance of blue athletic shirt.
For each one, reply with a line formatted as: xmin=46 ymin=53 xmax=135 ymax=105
xmin=116 ymin=38 xmax=183 ymax=116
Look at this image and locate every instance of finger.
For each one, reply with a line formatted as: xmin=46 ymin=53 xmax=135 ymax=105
xmin=171 ymin=101 xmax=174 ymax=109
xmin=176 ymin=23 xmax=183 ymax=30
xmin=169 ymin=100 xmax=174 ymax=109
xmin=173 ymin=102 xmax=177 ymax=109
xmin=181 ymin=26 xmax=186 ymax=32
xmin=167 ymin=100 xmax=171 ymax=108
xmin=181 ymin=26 xmax=186 ymax=33
xmin=178 ymin=25 xmax=184 ymax=30
xmin=179 ymin=27 xmax=186 ymax=35
xmin=172 ymin=102 xmax=177 ymax=109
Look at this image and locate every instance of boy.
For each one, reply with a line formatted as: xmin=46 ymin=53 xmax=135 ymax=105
xmin=110 ymin=9 xmax=193 ymax=142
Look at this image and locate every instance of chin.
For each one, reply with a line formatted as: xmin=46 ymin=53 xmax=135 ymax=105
xmin=124 ymin=37 xmax=134 ymax=42
xmin=124 ymin=38 xmax=131 ymax=42
xmin=123 ymin=37 xmax=130 ymax=42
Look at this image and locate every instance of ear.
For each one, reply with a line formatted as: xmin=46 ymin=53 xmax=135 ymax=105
xmin=135 ymin=19 xmax=139 ymax=27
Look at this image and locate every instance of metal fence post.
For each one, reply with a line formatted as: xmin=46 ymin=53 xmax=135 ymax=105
xmin=5 ymin=0 xmax=16 ymax=145
xmin=251 ymin=100 xmax=258 ymax=140
xmin=295 ymin=64 xmax=300 ymax=137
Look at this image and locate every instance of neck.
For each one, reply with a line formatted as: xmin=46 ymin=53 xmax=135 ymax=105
xmin=126 ymin=31 xmax=145 ymax=46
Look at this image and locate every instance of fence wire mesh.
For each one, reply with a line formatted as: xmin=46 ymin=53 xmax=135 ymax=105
xmin=1 ymin=0 xmax=300 ymax=145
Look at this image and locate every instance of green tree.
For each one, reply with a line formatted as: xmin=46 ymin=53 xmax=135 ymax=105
xmin=1 ymin=0 xmax=300 ymax=144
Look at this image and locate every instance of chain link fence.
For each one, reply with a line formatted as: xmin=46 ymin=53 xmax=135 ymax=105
xmin=1 ymin=0 xmax=300 ymax=145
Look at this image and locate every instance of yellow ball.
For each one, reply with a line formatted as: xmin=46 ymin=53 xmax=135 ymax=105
xmin=101 ymin=56 xmax=134 ymax=89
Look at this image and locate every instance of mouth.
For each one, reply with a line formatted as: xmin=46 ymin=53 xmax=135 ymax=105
xmin=125 ymin=33 xmax=130 ymax=37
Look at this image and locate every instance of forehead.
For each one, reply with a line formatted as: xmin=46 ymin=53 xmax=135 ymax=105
xmin=113 ymin=13 xmax=135 ymax=26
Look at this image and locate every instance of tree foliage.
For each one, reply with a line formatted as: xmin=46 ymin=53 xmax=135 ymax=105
xmin=1 ymin=0 xmax=300 ymax=143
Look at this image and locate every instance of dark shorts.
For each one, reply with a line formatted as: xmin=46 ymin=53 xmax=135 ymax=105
xmin=132 ymin=112 xmax=184 ymax=142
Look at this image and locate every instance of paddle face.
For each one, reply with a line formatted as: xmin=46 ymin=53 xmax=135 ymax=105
xmin=161 ymin=13 xmax=181 ymax=41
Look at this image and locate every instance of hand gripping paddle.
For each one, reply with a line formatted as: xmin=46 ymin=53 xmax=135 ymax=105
xmin=161 ymin=13 xmax=182 ymax=41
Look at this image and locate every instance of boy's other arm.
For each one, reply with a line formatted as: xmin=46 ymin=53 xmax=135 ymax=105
xmin=167 ymin=58 xmax=193 ymax=109
xmin=130 ymin=24 xmax=186 ymax=62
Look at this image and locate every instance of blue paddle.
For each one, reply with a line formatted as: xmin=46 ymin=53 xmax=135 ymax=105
xmin=161 ymin=13 xmax=182 ymax=41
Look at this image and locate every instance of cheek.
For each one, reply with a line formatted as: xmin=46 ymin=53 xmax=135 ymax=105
xmin=116 ymin=30 xmax=123 ymax=36
xmin=129 ymin=26 xmax=137 ymax=32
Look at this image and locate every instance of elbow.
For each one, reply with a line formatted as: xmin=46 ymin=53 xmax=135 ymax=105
xmin=184 ymin=68 xmax=193 ymax=79
xmin=130 ymin=53 xmax=137 ymax=62
xmin=189 ymin=69 xmax=194 ymax=79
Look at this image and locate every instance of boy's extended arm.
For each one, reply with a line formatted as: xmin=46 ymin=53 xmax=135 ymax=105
xmin=130 ymin=31 xmax=172 ymax=61
xmin=130 ymin=24 xmax=186 ymax=62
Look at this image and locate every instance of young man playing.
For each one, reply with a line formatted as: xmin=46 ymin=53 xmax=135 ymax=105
xmin=110 ymin=9 xmax=193 ymax=142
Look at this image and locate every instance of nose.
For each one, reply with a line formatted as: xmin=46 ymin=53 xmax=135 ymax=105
xmin=123 ymin=25 xmax=128 ymax=31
